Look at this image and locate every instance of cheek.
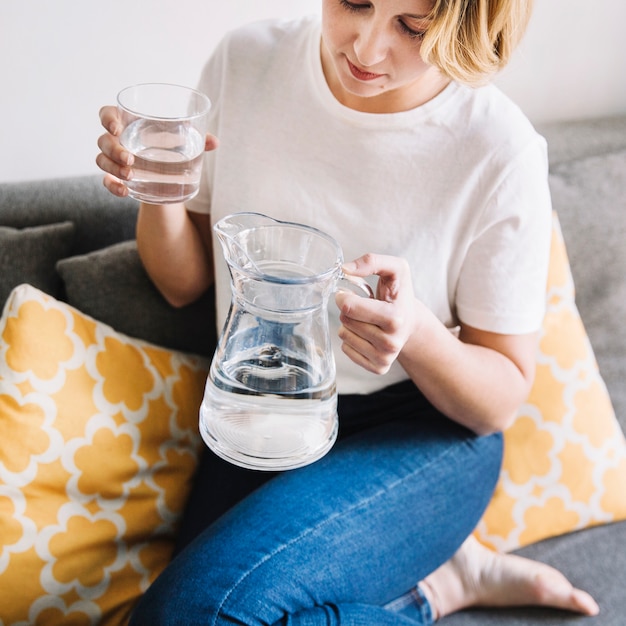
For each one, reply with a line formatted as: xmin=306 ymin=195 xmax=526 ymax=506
xmin=321 ymin=21 xmax=340 ymax=52
xmin=321 ymin=5 xmax=351 ymax=51
xmin=397 ymin=47 xmax=429 ymax=78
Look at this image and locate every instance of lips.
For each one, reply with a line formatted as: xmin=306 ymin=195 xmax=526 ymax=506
xmin=346 ymin=58 xmax=383 ymax=81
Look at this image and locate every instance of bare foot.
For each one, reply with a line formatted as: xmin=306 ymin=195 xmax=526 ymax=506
xmin=418 ymin=535 xmax=599 ymax=620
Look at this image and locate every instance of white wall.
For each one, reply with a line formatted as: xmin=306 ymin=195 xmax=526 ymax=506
xmin=496 ymin=1 xmax=626 ymax=124
xmin=1 ymin=0 xmax=625 ymax=183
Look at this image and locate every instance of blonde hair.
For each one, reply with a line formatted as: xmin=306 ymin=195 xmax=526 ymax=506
xmin=421 ymin=0 xmax=534 ymax=86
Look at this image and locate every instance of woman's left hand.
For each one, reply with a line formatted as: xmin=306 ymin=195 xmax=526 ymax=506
xmin=335 ymin=253 xmax=421 ymax=374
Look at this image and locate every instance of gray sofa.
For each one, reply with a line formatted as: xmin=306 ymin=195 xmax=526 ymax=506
xmin=1 ymin=113 xmax=625 ymax=624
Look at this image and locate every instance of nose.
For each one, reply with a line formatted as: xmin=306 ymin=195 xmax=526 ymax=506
xmin=353 ymin=21 xmax=389 ymax=67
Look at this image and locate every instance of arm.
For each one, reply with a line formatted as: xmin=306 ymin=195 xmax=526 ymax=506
xmin=96 ymin=106 xmax=216 ymax=307
xmin=399 ymin=315 xmax=536 ymax=435
xmin=136 ymin=205 xmax=214 ymax=307
xmin=336 ymin=254 xmax=537 ymax=435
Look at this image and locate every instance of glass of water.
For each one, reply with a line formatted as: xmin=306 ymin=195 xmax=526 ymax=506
xmin=117 ymin=83 xmax=211 ymax=204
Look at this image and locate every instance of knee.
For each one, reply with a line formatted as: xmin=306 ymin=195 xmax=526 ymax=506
xmin=129 ymin=552 xmax=298 ymax=626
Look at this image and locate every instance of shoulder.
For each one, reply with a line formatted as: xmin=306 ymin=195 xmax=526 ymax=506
xmin=452 ymin=83 xmax=546 ymax=162
xmin=195 ymin=16 xmax=316 ymax=99
xmin=197 ymin=15 xmax=318 ymax=95
xmin=219 ymin=15 xmax=318 ymax=62
xmin=432 ymin=82 xmax=548 ymax=196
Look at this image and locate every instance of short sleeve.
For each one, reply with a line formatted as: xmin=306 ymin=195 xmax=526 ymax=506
xmin=455 ymin=136 xmax=553 ymax=334
xmin=185 ymin=34 xmax=232 ymax=216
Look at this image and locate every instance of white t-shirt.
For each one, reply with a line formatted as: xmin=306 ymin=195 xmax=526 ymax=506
xmin=187 ymin=16 xmax=552 ymax=395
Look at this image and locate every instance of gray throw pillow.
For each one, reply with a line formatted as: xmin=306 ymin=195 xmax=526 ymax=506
xmin=0 ymin=221 xmax=75 ymax=306
xmin=548 ymin=149 xmax=626 ymax=423
xmin=56 ymin=240 xmax=216 ymax=356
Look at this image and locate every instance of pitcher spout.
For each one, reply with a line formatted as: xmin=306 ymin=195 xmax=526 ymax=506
xmin=213 ymin=212 xmax=280 ymax=242
xmin=213 ymin=212 xmax=279 ymax=275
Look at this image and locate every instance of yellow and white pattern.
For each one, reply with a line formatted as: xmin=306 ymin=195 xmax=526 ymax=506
xmin=475 ymin=213 xmax=626 ymax=552
xmin=0 ymin=285 xmax=209 ymax=626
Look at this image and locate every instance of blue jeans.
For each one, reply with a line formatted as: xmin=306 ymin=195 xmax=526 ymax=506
xmin=130 ymin=381 xmax=503 ymax=625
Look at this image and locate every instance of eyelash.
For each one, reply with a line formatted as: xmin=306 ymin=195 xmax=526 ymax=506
xmin=398 ymin=21 xmax=426 ymax=41
xmin=337 ymin=0 xmax=426 ymax=41
xmin=338 ymin=0 xmax=367 ymax=12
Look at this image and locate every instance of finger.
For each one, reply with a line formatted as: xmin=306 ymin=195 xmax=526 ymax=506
xmin=97 ymin=133 xmax=134 ymax=177
xmin=335 ymin=291 xmax=394 ymax=328
xmin=339 ymin=328 xmax=393 ymax=374
xmin=341 ymin=341 xmax=378 ymax=374
xmin=99 ymin=105 xmax=123 ymax=135
xmin=336 ymin=292 xmax=396 ymax=348
xmin=101 ymin=173 xmax=130 ymax=198
xmin=95 ymin=149 xmax=133 ymax=181
xmin=343 ymin=253 xmax=409 ymax=280
xmin=97 ymin=132 xmax=133 ymax=164
xmin=204 ymin=133 xmax=220 ymax=151
xmin=338 ymin=323 xmax=378 ymax=372
xmin=336 ymin=292 xmax=407 ymax=358
xmin=339 ymin=311 xmax=402 ymax=362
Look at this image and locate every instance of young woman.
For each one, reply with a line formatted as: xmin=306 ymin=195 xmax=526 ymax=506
xmin=97 ymin=1 xmax=599 ymax=623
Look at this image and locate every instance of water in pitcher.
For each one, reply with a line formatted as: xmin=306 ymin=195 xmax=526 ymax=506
xmin=200 ymin=344 xmax=338 ymax=471
xmin=121 ymin=118 xmax=204 ymax=204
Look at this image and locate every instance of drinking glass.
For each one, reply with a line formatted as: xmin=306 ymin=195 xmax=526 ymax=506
xmin=117 ymin=83 xmax=211 ymax=204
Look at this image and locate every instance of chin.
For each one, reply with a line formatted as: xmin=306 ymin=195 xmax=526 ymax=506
xmin=341 ymin=74 xmax=388 ymax=98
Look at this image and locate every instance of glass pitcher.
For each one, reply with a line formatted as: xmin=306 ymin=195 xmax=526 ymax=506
xmin=199 ymin=212 xmax=372 ymax=471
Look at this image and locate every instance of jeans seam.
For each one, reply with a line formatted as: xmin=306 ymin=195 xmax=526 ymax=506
xmin=213 ymin=437 xmax=471 ymax=624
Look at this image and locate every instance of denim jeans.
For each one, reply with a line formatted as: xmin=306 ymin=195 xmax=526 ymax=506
xmin=130 ymin=381 xmax=503 ymax=625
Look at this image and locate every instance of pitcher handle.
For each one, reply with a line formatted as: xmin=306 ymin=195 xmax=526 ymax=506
xmin=336 ymin=272 xmax=374 ymax=298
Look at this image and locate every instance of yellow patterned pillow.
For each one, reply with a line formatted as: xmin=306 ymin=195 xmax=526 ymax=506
xmin=0 ymin=284 xmax=209 ymax=625
xmin=475 ymin=213 xmax=626 ymax=552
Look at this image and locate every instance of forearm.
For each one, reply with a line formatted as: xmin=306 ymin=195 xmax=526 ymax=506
xmin=136 ymin=203 xmax=214 ymax=307
xmin=398 ymin=310 xmax=536 ymax=435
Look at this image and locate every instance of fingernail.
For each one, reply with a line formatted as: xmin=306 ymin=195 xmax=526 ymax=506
xmin=121 ymin=151 xmax=134 ymax=166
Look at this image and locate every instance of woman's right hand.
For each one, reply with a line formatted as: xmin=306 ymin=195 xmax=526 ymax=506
xmin=95 ymin=105 xmax=219 ymax=198
xmin=96 ymin=106 xmax=134 ymax=198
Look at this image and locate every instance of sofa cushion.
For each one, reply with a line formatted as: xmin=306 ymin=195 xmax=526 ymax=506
xmin=56 ymin=240 xmax=216 ymax=357
xmin=0 ymin=175 xmax=137 ymax=256
xmin=475 ymin=213 xmax=626 ymax=551
xmin=0 ymin=222 xmax=75 ymax=304
xmin=537 ymin=115 xmax=626 ymax=167
xmin=548 ymin=149 xmax=626 ymax=424
xmin=0 ymin=285 xmax=209 ymax=625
